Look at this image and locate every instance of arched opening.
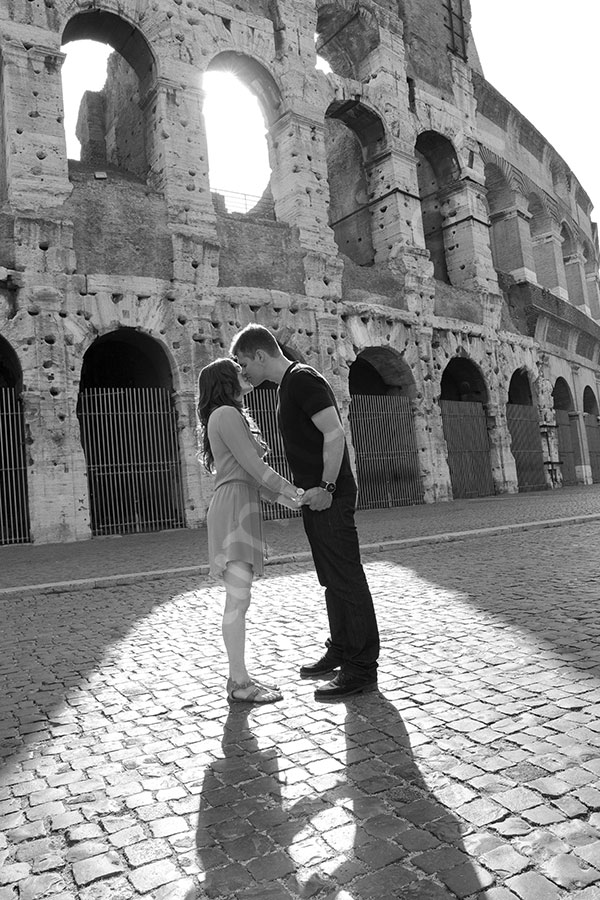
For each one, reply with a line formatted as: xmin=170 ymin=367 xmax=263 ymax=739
xmin=0 ymin=337 xmax=30 ymax=544
xmin=561 ymin=222 xmax=587 ymax=307
xmin=583 ymin=241 xmax=600 ymax=319
xmin=315 ymin=2 xmax=381 ymax=80
xmin=77 ymin=329 xmax=185 ymax=536
xmin=440 ymin=356 xmax=494 ymax=498
xmin=583 ymin=385 xmax=600 ymax=482
xmin=348 ymin=348 xmax=423 ymax=508
xmin=527 ymin=193 xmax=556 ymax=291
xmin=325 ymin=101 xmax=386 ymax=266
xmin=204 ymin=53 xmax=278 ymax=215
xmin=415 ymin=132 xmax=461 ymax=284
xmin=506 ymin=368 xmax=546 ymax=492
xmin=552 ymin=376 xmax=580 ymax=486
xmin=62 ymin=11 xmax=156 ymax=179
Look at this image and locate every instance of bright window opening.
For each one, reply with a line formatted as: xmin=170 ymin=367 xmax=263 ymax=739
xmin=60 ymin=40 xmax=111 ymax=160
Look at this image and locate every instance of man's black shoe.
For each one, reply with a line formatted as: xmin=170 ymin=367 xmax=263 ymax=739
xmin=299 ymin=653 xmax=341 ymax=679
xmin=314 ymin=672 xmax=378 ymax=702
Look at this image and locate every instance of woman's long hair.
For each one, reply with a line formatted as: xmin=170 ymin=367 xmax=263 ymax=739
xmin=197 ymin=358 xmax=249 ymax=473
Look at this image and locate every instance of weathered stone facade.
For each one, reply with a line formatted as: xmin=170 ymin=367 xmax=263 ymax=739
xmin=1 ymin=0 xmax=599 ymax=544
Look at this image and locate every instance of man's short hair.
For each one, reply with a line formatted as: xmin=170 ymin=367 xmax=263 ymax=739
xmin=230 ymin=323 xmax=280 ymax=359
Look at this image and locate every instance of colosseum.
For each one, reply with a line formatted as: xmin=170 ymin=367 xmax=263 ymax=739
xmin=1 ymin=0 xmax=599 ymax=545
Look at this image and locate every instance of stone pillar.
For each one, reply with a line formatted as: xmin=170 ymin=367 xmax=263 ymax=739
xmin=0 ymin=40 xmax=71 ymax=208
xmin=531 ymin=224 xmax=569 ymax=300
xmin=143 ymin=74 xmax=220 ymax=288
xmin=585 ymin=271 xmax=600 ymax=320
xmin=570 ymin=364 xmax=592 ymax=484
xmin=268 ymin=111 xmax=342 ymax=299
xmin=440 ymin=179 xmax=497 ymax=291
xmin=488 ymin=201 xmax=537 ymax=281
xmin=563 ymin=248 xmax=589 ymax=311
xmin=486 ymin=401 xmax=518 ymax=494
xmin=364 ymin=148 xmax=425 ymax=262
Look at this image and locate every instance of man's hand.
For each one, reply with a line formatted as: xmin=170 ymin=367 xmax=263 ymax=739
xmin=302 ymin=487 xmax=333 ymax=511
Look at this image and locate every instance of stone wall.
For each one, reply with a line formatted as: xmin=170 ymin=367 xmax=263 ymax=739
xmin=0 ymin=0 xmax=599 ymax=543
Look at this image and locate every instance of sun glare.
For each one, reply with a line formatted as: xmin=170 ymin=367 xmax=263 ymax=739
xmin=61 ymin=40 xmax=111 ymax=160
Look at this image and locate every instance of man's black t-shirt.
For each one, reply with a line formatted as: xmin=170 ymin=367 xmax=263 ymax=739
xmin=277 ymin=362 xmax=356 ymax=493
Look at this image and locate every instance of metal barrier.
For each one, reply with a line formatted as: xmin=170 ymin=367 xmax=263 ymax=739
xmin=349 ymin=394 xmax=424 ymax=509
xmin=78 ymin=388 xmax=186 ymax=536
xmin=440 ymin=399 xmax=494 ymax=499
xmin=245 ymin=388 xmax=300 ymax=521
xmin=0 ymin=387 xmax=30 ymax=545
xmin=211 ymin=188 xmax=263 ymax=215
xmin=554 ymin=409 xmax=578 ymax=485
xmin=585 ymin=415 xmax=600 ymax=483
xmin=506 ymin=404 xmax=547 ymax=492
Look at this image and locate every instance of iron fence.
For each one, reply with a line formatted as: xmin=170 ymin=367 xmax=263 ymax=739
xmin=245 ymin=388 xmax=300 ymax=521
xmin=506 ymin=404 xmax=547 ymax=492
xmin=349 ymin=394 xmax=424 ymax=509
xmin=554 ymin=409 xmax=578 ymax=485
xmin=440 ymin=399 xmax=495 ymax=499
xmin=0 ymin=387 xmax=30 ymax=545
xmin=585 ymin=415 xmax=600 ymax=483
xmin=78 ymin=387 xmax=186 ymax=536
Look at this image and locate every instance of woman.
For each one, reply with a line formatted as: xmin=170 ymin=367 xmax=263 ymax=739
xmin=198 ymin=357 xmax=304 ymax=704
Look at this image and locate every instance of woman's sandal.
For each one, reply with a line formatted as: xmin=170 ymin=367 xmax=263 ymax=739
xmin=227 ymin=677 xmax=283 ymax=704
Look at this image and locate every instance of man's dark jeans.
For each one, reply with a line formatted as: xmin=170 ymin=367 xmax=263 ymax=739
xmin=301 ymin=491 xmax=380 ymax=680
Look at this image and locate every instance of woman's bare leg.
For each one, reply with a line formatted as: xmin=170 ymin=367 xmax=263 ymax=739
xmin=222 ymin=560 xmax=253 ymax=684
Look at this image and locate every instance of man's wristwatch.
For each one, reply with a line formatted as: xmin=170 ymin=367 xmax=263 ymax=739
xmin=319 ymin=480 xmax=336 ymax=494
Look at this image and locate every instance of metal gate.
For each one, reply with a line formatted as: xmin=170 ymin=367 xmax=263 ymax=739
xmin=554 ymin=409 xmax=578 ymax=485
xmin=440 ymin=399 xmax=494 ymax=499
xmin=245 ymin=387 xmax=299 ymax=521
xmin=79 ymin=388 xmax=186 ymax=536
xmin=506 ymin=404 xmax=547 ymax=492
xmin=349 ymin=394 xmax=424 ymax=509
xmin=0 ymin=387 xmax=31 ymax=545
xmin=585 ymin=415 xmax=600 ymax=483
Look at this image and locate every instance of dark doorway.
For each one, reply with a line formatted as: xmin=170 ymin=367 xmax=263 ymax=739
xmin=0 ymin=338 xmax=30 ymax=545
xmin=506 ymin=368 xmax=547 ymax=492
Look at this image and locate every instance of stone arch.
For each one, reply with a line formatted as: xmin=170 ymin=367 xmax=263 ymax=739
xmin=583 ymin=385 xmax=600 ymax=482
xmin=315 ymin=1 xmax=381 ymax=80
xmin=484 ymin=162 xmax=519 ymax=275
xmin=0 ymin=336 xmax=30 ymax=544
xmin=325 ymin=100 xmax=386 ymax=266
xmin=506 ymin=367 xmax=547 ymax=492
xmin=440 ymin=355 xmax=488 ymax=403
xmin=560 ymin=221 xmax=587 ymax=307
xmin=415 ymin=131 xmax=461 ymax=284
xmin=348 ymin=346 xmax=424 ymax=507
xmin=507 ymin=367 xmax=534 ymax=406
xmin=584 ymin=385 xmax=599 ymax=416
xmin=62 ymin=10 xmax=157 ymax=178
xmin=439 ymin=355 xmax=494 ymax=498
xmin=206 ymin=52 xmax=283 ymax=128
xmin=552 ymin=375 xmax=580 ymax=485
xmin=77 ymin=329 xmax=186 ymax=536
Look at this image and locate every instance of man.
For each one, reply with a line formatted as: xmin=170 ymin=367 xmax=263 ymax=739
xmin=230 ymin=324 xmax=380 ymax=700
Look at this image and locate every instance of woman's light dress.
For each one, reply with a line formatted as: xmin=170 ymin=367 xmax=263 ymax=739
xmin=206 ymin=406 xmax=291 ymax=577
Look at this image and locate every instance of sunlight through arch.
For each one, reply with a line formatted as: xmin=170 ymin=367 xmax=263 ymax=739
xmin=202 ymin=70 xmax=271 ymax=209
xmin=60 ymin=39 xmax=112 ymax=160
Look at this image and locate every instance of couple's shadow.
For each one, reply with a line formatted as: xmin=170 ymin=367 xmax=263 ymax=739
xmin=195 ymin=693 xmax=488 ymax=899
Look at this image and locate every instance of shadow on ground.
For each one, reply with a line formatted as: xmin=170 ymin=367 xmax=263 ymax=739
xmin=195 ymin=694 xmax=491 ymax=899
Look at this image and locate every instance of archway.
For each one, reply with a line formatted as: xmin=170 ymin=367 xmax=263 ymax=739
xmin=348 ymin=348 xmax=423 ymax=508
xmin=506 ymin=368 xmax=546 ymax=492
xmin=583 ymin=385 xmax=600 ymax=483
xmin=77 ymin=329 xmax=185 ymax=536
xmin=415 ymin=132 xmax=461 ymax=284
xmin=0 ymin=337 xmax=30 ymax=544
xmin=552 ymin=376 xmax=580 ymax=486
xmin=62 ymin=11 xmax=156 ymax=178
xmin=439 ymin=356 xmax=494 ymax=498
xmin=325 ymin=101 xmax=386 ymax=266
xmin=315 ymin=2 xmax=381 ymax=80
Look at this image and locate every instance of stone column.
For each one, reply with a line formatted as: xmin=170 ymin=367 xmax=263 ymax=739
xmin=364 ymin=148 xmax=425 ymax=262
xmin=268 ymin=111 xmax=343 ymax=299
xmin=563 ymin=248 xmax=589 ymax=311
xmin=488 ymin=201 xmax=537 ymax=281
xmin=585 ymin=271 xmax=600 ymax=320
xmin=0 ymin=40 xmax=71 ymax=208
xmin=440 ymin=179 xmax=497 ymax=291
xmin=531 ymin=224 xmax=569 ymax=300
xmin=143 ymin=74 xmax=220 ymax=288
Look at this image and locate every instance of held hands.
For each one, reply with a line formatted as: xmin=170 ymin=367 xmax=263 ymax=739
xmin=301 ymin=487 xmax=333 ymax=511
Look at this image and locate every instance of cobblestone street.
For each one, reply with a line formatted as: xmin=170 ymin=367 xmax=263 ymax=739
xmin=2 ymin=517 xmax=600 ymax=899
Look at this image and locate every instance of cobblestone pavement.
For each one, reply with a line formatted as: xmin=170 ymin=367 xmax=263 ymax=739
xmin=1 ymin=484 xmax=599 ymax=593
xmin=2 ymin=521 xmax=600 ymax=899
